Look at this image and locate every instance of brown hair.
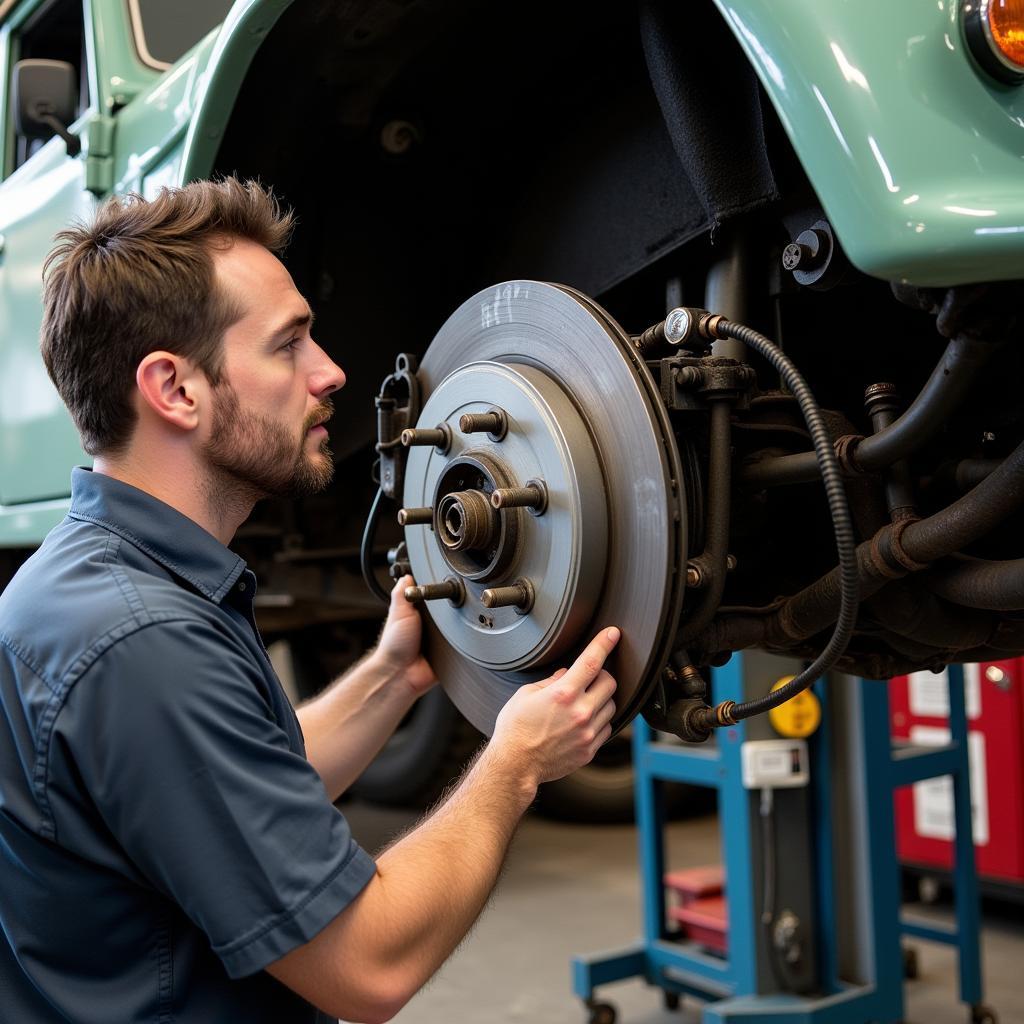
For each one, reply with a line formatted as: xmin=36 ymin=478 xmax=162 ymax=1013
xmin=40 ymin=177 xmax=295 ymax=455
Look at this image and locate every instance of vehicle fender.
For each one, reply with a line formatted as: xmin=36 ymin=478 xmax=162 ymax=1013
xmin=178 ymin=0 xmax=296 ymax=183
xmin=715 ymin=0 xmax=1024 ymax=285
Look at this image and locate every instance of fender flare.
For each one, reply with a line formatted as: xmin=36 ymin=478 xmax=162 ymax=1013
xmin=179 ymin=0 xmax=295 ymax=183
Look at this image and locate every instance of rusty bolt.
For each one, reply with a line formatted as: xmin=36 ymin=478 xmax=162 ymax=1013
xmin=405 ymin=577 xmax=465 ymax=606
xmin=686 ymin=563 xmax=705 ymax=588
xmin=397 ymin=506 xmax=433 ymax=526
xmin=480 ymin=578 xmax=535 ymax=613
xmin=459 ymin=409 xmax=507 ymax=439
xmin=675 ymin=365 xmax=704 ymax=389
xmin=490 ymin=479 xmax=547 ymax=514
xmin=726 ymin=554 xmax=738 ymax=572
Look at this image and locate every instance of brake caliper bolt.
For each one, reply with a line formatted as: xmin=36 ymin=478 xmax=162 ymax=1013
xmin=397 ymin=506 xmax=433 ymax=526
xmin=401 ymin=424 xmax=452 ymax=452
xmin=480 ymin=578 xmax=535 ymax=614
xmin=675 ymin=365 xmax=704 ymax=389
xmin=405 ymin=577 xmax=465 ymax=606
xmin=490 ymin=479 xmax=548 ymax=515
xmin=459 ymin=409 xmax=508 ymax=440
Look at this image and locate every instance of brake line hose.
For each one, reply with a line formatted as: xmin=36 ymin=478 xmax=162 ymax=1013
xmin=361 ymin=485 xmax=391 ymax=604
xmin=680 ymin=312 xmax=860 ymax=728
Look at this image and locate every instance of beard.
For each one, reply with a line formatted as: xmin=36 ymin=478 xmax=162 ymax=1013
xmin=202 ymin=383 xmax=335 ymax=500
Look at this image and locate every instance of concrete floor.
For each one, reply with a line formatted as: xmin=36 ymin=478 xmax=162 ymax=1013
xmin=341 ymin=800 xmax=1024 ymax=1024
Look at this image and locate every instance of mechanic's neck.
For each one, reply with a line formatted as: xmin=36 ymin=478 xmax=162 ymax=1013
xmin=93 ymin=450 xmax=255 ymax=547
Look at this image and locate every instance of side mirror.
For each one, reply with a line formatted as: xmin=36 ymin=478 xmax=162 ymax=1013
xmin=13 ymin=59 xmax=81 ymax=157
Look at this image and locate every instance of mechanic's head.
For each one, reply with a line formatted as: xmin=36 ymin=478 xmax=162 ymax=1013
xmin=40 ymin=177 xmax=345 ymax=498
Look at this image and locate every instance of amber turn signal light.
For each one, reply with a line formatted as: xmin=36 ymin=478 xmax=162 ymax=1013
xmin=989 ymin=0 xmax=1024 ymax=66
xmin=963 ymin=0 xmax=1024 ymax=83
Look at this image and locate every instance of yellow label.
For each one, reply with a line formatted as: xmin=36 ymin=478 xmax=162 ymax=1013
xmin=768 ymin=676 xmax=821 ymax=738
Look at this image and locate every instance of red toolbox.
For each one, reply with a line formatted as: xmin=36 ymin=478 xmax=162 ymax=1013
xmin=664 ymin=866 xmax=728 ymax=954
xmin=890 ymin=659 xmax=1024 ymax=888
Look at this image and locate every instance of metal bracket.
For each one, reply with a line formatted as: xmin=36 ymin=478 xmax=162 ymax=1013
xmin=84 ymin=114 xmax=116 ymax=196
xmin=375 ymin=353 xmax=420 ymax=500
xmin=659 ymin=355 xmax=756 ymax=412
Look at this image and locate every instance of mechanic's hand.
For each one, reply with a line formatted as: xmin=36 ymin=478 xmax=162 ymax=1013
xmin=373 ymin=575 xmax=437 ymax=697
xmin=489 ymin=626 xmax=620 ymax=787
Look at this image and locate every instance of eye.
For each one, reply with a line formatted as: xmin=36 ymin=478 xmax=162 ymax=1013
xmin=280 ymin=336 xmax=301 ymax=353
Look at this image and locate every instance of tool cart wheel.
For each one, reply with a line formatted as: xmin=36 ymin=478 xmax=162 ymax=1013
xmin=902 ymin=945 xmax=919 ymax=980
xmin=585 ymin=1000 xmax=618 ymax=1024
xmin=970 ymin=1004 xmax=997 ymax=1024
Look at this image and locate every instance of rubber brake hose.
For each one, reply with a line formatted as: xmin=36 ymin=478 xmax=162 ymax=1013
xmin=361 ymin=484 xmax=391 ymax=604
xmin=684 ymin=313 xmax=860 ymax=728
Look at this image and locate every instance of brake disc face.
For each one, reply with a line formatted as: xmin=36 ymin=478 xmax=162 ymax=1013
xmin=403 ymin=281 xmax=686 ymax=735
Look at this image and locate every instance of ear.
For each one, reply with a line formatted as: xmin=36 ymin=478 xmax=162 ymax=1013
xmin=135 ymin=351 xmax=208 ymax=433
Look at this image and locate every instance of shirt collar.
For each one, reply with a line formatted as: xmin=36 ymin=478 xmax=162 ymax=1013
xmin=67 ymin=467 xmax=247 ymax=604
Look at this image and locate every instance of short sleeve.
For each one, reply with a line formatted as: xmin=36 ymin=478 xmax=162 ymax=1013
xmin=50 ymin=617 xmax=377 ymax=978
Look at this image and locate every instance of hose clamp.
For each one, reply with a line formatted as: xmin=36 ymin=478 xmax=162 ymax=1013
xmin=887 ymin=516 xmax=929 ymax=573
xmin=713 ymin=699 xmax=738 ymax=726
xmin=871 ymin=518 xmax=927 ymax=578
xmin=834 ymin=434 xmax=866 ymax=475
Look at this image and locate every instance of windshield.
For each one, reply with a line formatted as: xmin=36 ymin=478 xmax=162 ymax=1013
xmin=128 ymin=0 xmax=236 ymax=69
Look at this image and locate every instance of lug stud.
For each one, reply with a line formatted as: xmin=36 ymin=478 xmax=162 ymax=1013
xmin=459 ymin=409 xmax=507 ymax=439
xmin=401 ymin=424 xmax=452 ymax=452
xmin=480 ymin=578 xmax=535 ymax=613
xmin=397 ymin=506 xmax=433 ymax=526
xmin=405 ymin=577 xmax=465 ymax=606
xmin=490 ymin=479 xmax=547 ymax=514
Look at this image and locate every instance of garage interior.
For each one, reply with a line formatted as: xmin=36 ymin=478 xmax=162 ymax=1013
xmin=129 ymin=0 xmax=1024 ymax=1019
xmin=3 ymin=0 xmax=1024 ymax=1020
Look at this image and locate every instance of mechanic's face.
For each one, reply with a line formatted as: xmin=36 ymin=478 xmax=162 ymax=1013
xmin=202 ymin=238 xmax=345 ymax=498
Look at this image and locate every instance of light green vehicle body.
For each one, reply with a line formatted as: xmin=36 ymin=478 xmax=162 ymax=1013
xmin=1 ymin=0 xmax=1022 ymax=545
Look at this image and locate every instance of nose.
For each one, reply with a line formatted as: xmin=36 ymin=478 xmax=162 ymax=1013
xmin=310 ymin=341 xmax=346 ymax=397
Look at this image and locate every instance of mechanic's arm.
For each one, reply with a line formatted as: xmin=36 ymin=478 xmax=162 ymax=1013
xmin=297 ymin=577 xmax=437 ymax=801
xmin=267 ymin=626 xmax=620 ymax=1023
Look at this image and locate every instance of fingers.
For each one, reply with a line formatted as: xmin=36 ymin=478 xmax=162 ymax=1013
xmin=592 ymin=693 xmax=617 ymax=732
xmin=590 ymin=722 xmax=613 ymax=755
xmin=390 ymin=575 xmax=417 ymax=613
xmin=585 ymin=669 xmax=616 ymax=704
xmin=532 ymin=666 xmax=569 ymax=690
xmin=559 ymin=627 xmax=621 ymax=693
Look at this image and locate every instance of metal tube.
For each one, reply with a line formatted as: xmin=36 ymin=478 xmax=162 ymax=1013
xmin=902 ymin=436 xmax=1024 ymax=563
xmin=924 ymin=556 xmax=1024 ymax=610
xmin=696 ymin=438 xmax=1024 ymax=660
xmin=739 ymin=335 xmax=1000 ymax=488
xmin=705 ymin=233 xmax=749 ymax=362
xmin=679 ymin=400 xmax=733 ymax=642
xmin=864 ymin=383 xmax=916 ymax=520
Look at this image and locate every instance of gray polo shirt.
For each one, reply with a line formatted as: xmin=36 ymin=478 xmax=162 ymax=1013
xmin=0 ymin=468 xmax=377 ymax=1023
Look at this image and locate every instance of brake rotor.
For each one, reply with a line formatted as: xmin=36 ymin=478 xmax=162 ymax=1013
xmin=402 ymin=281 xmax=686 ymax=735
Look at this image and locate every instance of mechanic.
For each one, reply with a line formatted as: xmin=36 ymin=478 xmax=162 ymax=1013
xmin=0 ymin=178 xmax=620 ymax=1023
